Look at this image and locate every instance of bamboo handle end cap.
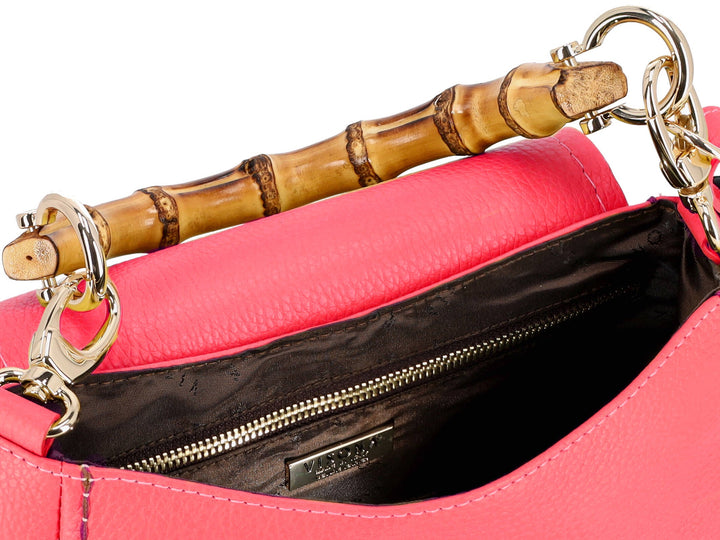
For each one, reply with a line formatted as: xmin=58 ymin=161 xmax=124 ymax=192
xmin=3 ymin=233 xmax=58 ymax=281
xmin=554 ymin=61 xmax=628 ymax=118
xmin=500 ymin=61 xmax=628 ymax=139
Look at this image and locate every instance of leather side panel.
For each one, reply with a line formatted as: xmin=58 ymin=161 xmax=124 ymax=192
xmin=0 ymin=438 xmax=63 ymax=540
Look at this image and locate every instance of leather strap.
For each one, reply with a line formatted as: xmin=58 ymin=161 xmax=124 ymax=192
xmin=0 ymin=388 xmax=59 ymax=456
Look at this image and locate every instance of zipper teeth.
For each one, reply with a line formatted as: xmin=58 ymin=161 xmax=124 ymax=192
xmin=123 ymin=291 xmax=617 ymax=474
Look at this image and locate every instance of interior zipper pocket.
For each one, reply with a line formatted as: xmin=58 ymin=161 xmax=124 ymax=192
xmin=120 ymin=283 xmax=636 ymax=477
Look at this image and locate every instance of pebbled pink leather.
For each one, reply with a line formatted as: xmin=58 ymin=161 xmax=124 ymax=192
xmin=1 ymin=112 xmax=720 ymax=537
xmin=0 ymin=127 xmax=625 ymax=373
xmin=0 ymin=439 xmax=63 ymax=540
xmin=1 ymin=292 xmax=719 ymax=538
xmin=0 ymin=388 xmax=59 ymax=456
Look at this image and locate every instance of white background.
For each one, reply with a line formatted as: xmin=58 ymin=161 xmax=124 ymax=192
xmin=0 ymin=1 xmax=716 ymax=300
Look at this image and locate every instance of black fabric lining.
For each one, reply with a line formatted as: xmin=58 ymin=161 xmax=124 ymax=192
xmin=109 ymin=282 xmax=636 ymax=464
xmin=169 ymin=284 xmax=660 ymax=504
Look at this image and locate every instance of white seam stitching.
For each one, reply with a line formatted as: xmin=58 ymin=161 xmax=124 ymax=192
xmin=2 ymin=298 xmax=717 ymax=520
xmin=0 ymin=344 xmax=9 ymax=368
xmin=80 ymin=464 xmax=92 ymax=540
xmin=552 ymin=135 xmax=608 ymax=212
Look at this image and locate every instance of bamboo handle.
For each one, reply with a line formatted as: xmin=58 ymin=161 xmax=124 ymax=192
xmin=3 ymin=61 xmax=626 ymax=281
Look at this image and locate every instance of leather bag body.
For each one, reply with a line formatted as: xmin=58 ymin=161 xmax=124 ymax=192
xmin=1 ymin=110 xmax=720 ymax=539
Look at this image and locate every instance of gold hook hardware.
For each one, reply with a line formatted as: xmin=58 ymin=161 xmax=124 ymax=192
xmin=551 ymin=6 xmax=694 ymax=133
xmin=555 ymin=7 xmax=720 ymax=259
xmin=0 ymin=195 xmax=120 ymax=439
xmin=18 ymin=194 xmax=108 ymax=312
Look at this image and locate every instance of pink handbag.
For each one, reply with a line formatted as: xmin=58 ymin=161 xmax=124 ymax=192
xmin=1 ymin=113 xmax=719 ymax=538
xmin=2 ymin=7 xmax=720 ymax=539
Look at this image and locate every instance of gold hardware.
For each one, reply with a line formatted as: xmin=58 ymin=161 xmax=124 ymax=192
xmin=664 ymin=122 xmax=720 ymax=162
xmin=552 ymin=6 xmax=693 ymax=132
xmin=0 ymin=195 xmax=121 ymax=439
xmin=550 ymin=41 xmax=583 ymax=65
xmin=286 ymin=424 xmax=394 ymax=490
xmin=18 ymin=194 xmax=108 ymax=312
xmin=555 ymin=7 xmax=720 ymax=258
xmin=0 ymin=367 xmax=80 ymax=438
xmin=0 ymin=274 xmax=120 ymax=437
xmin=643 ymin=57 xmax=720 ymax=254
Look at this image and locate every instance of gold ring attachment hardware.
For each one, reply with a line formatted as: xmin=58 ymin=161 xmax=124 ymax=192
xmin=18 ymin=194 xmax=108 ymax=312
xmin=552 ymin=6 xmax=693 ymax=132
xmin=0 ymin=273 xmax=120 ymax=437
xmin=665 ymin=123 xmax=720 ymax=162
xmin=643 ymin=56 xmax=720 ymax=255
xmin=1 ymin=194 xmax=121 ymax=439
xmin=29 ymin=272 xmax=121 ymax=383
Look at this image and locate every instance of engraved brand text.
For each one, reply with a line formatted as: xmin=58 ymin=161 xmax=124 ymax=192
xmin=286 ymin=424 xmax=393 ymax=490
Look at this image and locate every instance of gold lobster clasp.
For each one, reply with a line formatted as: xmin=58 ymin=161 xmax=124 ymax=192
xmin=643 ymin=57 xmax=720 ymax=254
xmin=0 ymin=195 xmax=120 ymax=438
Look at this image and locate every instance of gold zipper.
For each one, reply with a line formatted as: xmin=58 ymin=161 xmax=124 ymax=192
xmin=123 ymin=287 xmax=628 ymax=474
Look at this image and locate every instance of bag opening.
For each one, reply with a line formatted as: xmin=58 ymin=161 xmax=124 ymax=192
xmin=52 ymin=200 xmax=720 ymax=504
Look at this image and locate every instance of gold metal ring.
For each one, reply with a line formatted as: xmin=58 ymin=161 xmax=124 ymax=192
xmin=643 ymin=57 xmax=720 ymax=256
xmin=643 ymin=56 xmax=708 ymax=189
xmin=579 ymin=7 xmax=693 ymax=125
xmin=3 ymin=194 xmax=121 ymax=440
xmin=34 ymin=194 xmax=108 ymax=311
xmin=666 ymin=123 xmax=720 ymax=161
xmin=0 ymin=367 xmax=25 ymax=386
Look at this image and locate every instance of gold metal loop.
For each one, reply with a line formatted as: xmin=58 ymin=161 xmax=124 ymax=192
xmin=553 ymin=7 xmax=693 ymax=128
xmin=644 ymin=58 xmax=697 ymax=189
xmin=0 ymin=368 xmax=25 ymax=386
xmin=32 ymin=194 xmax=107 ymax=311
xmin=2 ymin=193 xmax=121 ymax=441
xmin=46 ymin=387 xmax=80 ymax=438
xmin=0 ymin=272 xmax=120 ymax=438
xmin=666 ymin=122 xmax=720 ymax=161
xmin=643 ymin=56 xmax=720 ymax=255
xmin=580 ymin=7 xmax=693 ymax=125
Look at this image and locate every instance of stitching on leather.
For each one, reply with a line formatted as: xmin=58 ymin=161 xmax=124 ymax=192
xmin=77 ymin=206 xmax=673 ymax=388
xmin=57 ymin=461 xmax=64 ymax=539
xmin=2 ymin=295 xmax=716 ymax=520
xmin=551 ymin=135 xmax=607 ymax=212
xmin=0 ymin=343 xmax=8 ymax=368
xmin=81 ymin=465 xmax=92 ymax=540
xmin=1 ymin=123 xmax=715 ymax=523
